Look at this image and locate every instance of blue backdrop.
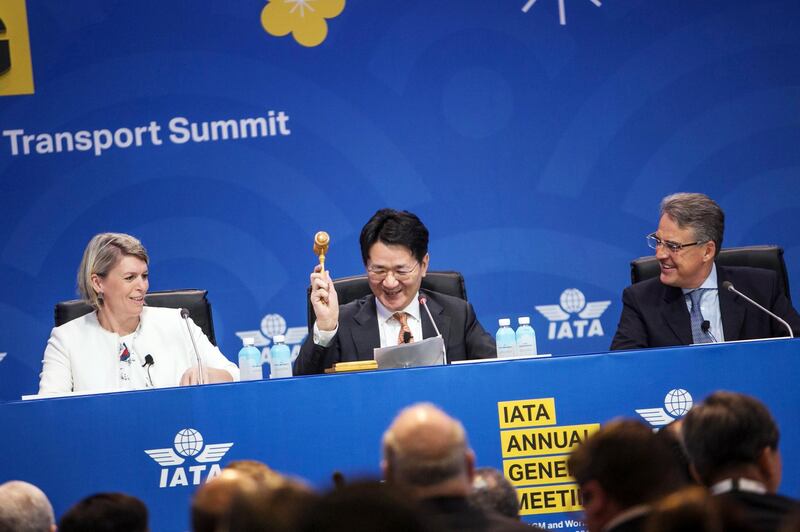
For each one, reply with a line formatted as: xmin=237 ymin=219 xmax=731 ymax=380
xmin=1 ymin=0 xmax=800 ymax=402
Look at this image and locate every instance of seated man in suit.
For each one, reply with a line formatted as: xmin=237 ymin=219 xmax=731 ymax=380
xmin=611 ymin=192 xmax=800 ymax=350
xmin=682 ymin=391 xmax=799 ymax=532
xmin=295 ymin=209 xmax=495 ymax=375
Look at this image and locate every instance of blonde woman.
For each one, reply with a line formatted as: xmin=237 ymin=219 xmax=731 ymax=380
xmin=39 ymin=233 xmax=238 ymax=395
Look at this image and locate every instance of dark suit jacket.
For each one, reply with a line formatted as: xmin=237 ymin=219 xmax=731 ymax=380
xmin=718 ymin=490 xmax=799 ymax=532
xmin=610 ymin=265 xmax=800 ymax=350
xmin=295 ymin=289 xmax=496 ymax=375
xmin=422 ymin=496 xmax=535 ymax=532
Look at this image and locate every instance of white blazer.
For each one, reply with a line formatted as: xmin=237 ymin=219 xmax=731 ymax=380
xmin=39 ymin=306 xmax=240 ymax=396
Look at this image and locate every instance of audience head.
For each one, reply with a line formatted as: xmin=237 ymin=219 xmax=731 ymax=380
xmin=568 ymin=419 xmax=683 ymax=532
xmin=0 ymin=480 xmax=55 ymax=532
xmin=657 ymin=419 xmax=695 ymax=486
xmin=191 ymin=469 xmax=260 ymax=532
xmin=224 ymin=459 xmax=294 ymax=490
xmin=77 ymin=232 xmax=149 ymax=310
xmin=470 ymin=467 xmax=520 ymax=520
xmin=221 ymin=479 xmax=318 ymax=532
xmin=59 ymin=492 xmax=148 ymax=532
xmin=682 ymin=390 xmax=781 ymax=491
xmin=297 ymin=480 xmax=433 ymax=532
xmin=643 ymin=485 xmax=752 ymax=532
xmin=382 ymin=402 xmax=475 ymax=499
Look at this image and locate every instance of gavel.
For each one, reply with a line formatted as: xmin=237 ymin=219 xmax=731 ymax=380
xmin=313 ymin=231 xmax=330 ymax=272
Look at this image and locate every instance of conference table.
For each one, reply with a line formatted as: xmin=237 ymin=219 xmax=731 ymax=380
xmin=2 ymin=339 xmax=799 ymax=532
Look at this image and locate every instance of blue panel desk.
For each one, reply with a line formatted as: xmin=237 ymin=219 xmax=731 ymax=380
xmin=2 ymin=339 xmax=799 ymax=531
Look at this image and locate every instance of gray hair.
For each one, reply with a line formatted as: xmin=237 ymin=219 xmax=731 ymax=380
xmin=77 ymin=233 xmax=149 ymax=309
xmin=0 ymin=480 xmax=55 ymax=532
xmin=660 ymin=193 xmax=725 ymax=257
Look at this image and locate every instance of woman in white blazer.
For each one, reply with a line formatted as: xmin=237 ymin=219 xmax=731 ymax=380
xmin=39 ymin=233 xmax=239 ymax=396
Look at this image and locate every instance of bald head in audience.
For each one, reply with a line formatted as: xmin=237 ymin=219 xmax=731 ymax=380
xmin=382 ymin=402 xmax=475 ymax=498
xmin=0 ymin=481 xmax=55 ymax=532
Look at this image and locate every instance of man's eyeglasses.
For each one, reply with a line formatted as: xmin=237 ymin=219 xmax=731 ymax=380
xmin=646 ymin=233 xmax=706 ymax=253
xmin=366 ymin=262 xmax=420 ymax=281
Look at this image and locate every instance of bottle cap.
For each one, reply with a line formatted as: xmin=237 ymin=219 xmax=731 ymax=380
xmin=243 ymin=337 xmax=255 ymax=346
xmin=498 ymin=318 xmax=511 ymax=327
xmin=518 ymin=317 xmax=530 ymax=325
xmin=273 ymin=334 xmax=286 ymax=343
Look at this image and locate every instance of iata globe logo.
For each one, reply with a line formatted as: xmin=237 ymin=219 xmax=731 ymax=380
xmin=534 ymin=289 xmax=611 ymax=340
xmin=236 ymin=313 xmax=307 ymax=365
xmin=636 ymin=389 xmax=694 ymax=428
xmin=144 ymin=429 xmax=233 ymax=488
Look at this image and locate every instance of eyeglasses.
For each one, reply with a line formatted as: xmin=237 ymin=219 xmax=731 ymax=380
xmin=366 ymin=262 xmax=420 ymax=281
xmin=646 ymin=232 xmax=706 ymax=253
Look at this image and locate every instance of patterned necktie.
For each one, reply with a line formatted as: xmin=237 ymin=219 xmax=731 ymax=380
xmin=689 ymin=289 xmax=711 ymax=344
xmin=393 ymin=312 xmax=414 ymax=344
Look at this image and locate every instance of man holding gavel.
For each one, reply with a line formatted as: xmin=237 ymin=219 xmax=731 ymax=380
xmin=294 ymin=209 xmax=496 ymax=375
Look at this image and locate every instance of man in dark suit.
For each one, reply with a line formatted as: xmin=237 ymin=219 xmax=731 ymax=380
xmin=611 ymin=193 xmax=800 ymax=350
xmin=682 ymin=391 xmax=799 ymax=532
xmin=295 ymin=209 xmax=495 ymax=375
xmin=567 ymin=419 xmax=685 ymax=532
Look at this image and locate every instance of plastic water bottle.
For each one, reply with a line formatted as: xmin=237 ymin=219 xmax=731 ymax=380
xmin=496 ymin=318 xmax=517 ymax=358
xmin=238 ymin=337 xmax=263 ymax=381
xmin=269 ymin=335 xmax=293 ymax=379
xmin=516 ymin=317 xmax=538 ymax=357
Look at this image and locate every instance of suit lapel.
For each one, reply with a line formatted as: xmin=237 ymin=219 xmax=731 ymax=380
xmin=660 ymin=286 xmax=694 ymax=345
xmin=718 ymin=266 xmax=745 ymax=341
xmin=420 ymin=291 xmax=452 ymax=344
xmin=351 ymin=297 xmax=381 ymax=359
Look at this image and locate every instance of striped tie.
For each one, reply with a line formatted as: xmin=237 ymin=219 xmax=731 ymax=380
xmin=689 ymin=289 xmax=711 ymax=344
xmin=393 ymin=312 xmax=414 ymax=344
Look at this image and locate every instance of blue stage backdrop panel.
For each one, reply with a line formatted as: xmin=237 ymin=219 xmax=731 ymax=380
xmin=2 ymin=0 xmax=800 ymax=401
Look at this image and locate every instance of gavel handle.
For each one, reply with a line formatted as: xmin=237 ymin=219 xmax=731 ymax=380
xmin=319 ymin=253 xmax=326 ymax=273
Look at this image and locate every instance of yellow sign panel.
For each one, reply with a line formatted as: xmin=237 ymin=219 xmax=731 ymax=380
xmin=504 ymin=455 xmax=573 ymax=486
xmin=0 ymin=0 xmax=34 ymax=96
xmin=497 ymin=398 xmax=557 ymax=428
xmin=501 ymin=423 xmax=600 ymax=458
xmin=518 ymin=484 xmax=583 ymax=515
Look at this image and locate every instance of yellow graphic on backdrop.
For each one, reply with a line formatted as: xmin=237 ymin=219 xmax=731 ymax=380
xmin=0 ymin=0 xmax=34 ymax=96
xmin=261 ymin=0 xmax=345 ymax=48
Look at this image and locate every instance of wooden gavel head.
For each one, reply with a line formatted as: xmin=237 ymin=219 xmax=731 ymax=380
xmin=313 ymin=231 xmax=330 ymax=258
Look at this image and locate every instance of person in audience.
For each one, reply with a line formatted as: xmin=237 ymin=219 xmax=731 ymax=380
xmin=0 ymin=480 xmax=55 ymax=532
xmin=611 ymin=193 xmax=800 ymax=350
xmin=295 ymin=209 xmax=495 ymax=374
xmin=470 ymin=467 xmax=521 ymax=520
xmin=656 ymin=419 xmax=695 ymax=486
xmin=682 ymin=391 xmax=800 ymax=532
xmin=568 ymin=419 xmax=684 ymax=532
xmin=59 ymin=492 xmax=148 ymax=532
xmin=221 ymin=478 xmax=318 ymax=532
xmin=192 ymin=469 xmax=260 ymax=532
xmin=643 ymin=485 xmax=753 ymax=532
xmin=39 ymin=232 xmax=238 ymax=395
xmin=381 ymin=402 xmax=532 ymax=531
xmin=296 ymin=480 xmax=433 ymax=532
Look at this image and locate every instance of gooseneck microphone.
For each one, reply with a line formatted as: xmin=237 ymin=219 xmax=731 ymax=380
xmin=180 ymin=308 xmax=206 ymax=384
xmin=700 ymin=321 xmax=718 ymax=343
xmin=722 ymin=281 xmax=794 ymax=339
xmin=419 ymin=294 xmax=448 ymax=364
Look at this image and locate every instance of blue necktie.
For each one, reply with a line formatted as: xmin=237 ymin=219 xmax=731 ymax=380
xmin=689 ymin=289 xmax=711 ymax=344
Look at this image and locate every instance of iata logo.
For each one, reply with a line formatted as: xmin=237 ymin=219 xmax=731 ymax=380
xmin=144 ymin=428 xmax=233 ymax=488
xmin=636 ymin=389 xmax=694 ymax=429
xmin=534 ymin=289 xmax=611 ymax=340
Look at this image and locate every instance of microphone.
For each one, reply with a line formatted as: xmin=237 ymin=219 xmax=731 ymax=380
xmin=700 ymin=320 xmax=718 ymax=343
xmin=419 ymin=294 xmax=448 ymax=364
xmin=722 ymin=281 xmax=794 ymax=339
xmin=142 ymin=354 xmax=155 ymax=388
xmin=180 ymin=308 xmax=206 ymax=384
xmin=402 ymin=330 xmax=412 ymax=344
